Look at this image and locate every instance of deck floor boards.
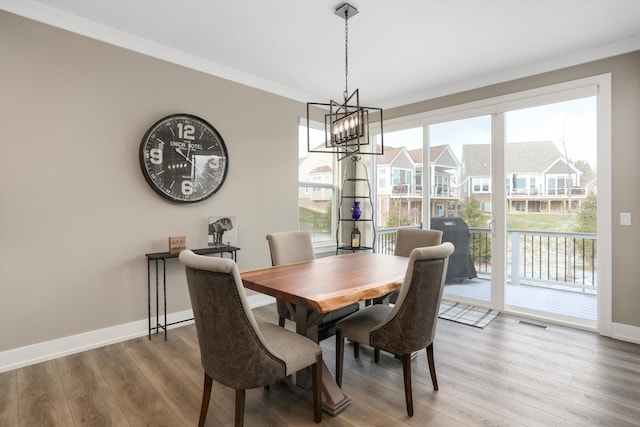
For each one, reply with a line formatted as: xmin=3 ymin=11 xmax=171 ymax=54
xmin=444 ymin=278 xmax=597 ymax=321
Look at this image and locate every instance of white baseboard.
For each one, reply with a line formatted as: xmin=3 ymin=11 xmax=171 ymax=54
xmin=0 ymin=294 xmax=275 ymax=373
xmin=611 ymin=322 xmax=640 ymax=344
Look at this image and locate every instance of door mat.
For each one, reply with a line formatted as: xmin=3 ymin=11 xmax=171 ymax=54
xmin=438 ymin=301 xmax=499 ymax=328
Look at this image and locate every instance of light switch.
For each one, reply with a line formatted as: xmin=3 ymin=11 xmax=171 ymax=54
xmin=620 ymin=212 xmax=631 ymax=226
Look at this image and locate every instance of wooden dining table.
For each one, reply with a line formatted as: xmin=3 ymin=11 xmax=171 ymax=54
xmin=241 ymin=251 xmax=409 ymax=416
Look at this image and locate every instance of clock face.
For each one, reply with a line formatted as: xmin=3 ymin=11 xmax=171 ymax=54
xmin=139 ymin=114 xmax=228 ymax=203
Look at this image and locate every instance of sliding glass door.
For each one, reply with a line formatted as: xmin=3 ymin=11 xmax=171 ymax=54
xmin=377 ymin=75 xmax=610 ymax=331
xmin=425 ymin=99 xmax=600 ymax=328
xmin=504 ymin=97 xmax=598 ymax=323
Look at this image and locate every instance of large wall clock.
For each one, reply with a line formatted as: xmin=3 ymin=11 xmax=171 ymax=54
xmin=139 ymin=114 xmax=229 ymax=203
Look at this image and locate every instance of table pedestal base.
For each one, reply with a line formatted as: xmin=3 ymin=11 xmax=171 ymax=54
xmin=320 ymin=362 xmax=351 ymax=415
xmin=294 ymin=307 xmax=351 ymax=415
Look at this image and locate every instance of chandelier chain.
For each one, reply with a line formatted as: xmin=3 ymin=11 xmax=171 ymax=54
xmin=344 ymin=11 xmax=349 ymax=100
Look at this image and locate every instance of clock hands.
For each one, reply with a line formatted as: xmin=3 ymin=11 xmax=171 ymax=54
xmin=175 ymin=148 xmax=204 ymax=173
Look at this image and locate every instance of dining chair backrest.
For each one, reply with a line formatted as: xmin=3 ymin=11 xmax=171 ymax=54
xmin=266 ymin=231 xmax=315 ymax=265
xmin=180 ymin=250 xmax=286 ymax=390
xmin=266 ymin=231 xmax=315 ymax=323
xmin=385 ymin=228 xmax=444 ymax=304
xmin=265 ymin=230 xmax=360 ymax=341
xmin=370 ymin=242 xmax=454 ymax=354
xmin=394 ymin=228 xmax=443 ymax=257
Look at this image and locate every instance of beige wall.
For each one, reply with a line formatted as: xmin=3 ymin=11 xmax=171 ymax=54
xmin=387 ymin=51 xmax=640 ymax=329
xmin=1 ymin=12 xmax=638 ymax=358
xmin=0 ymin=12 xmax=301 ymax=352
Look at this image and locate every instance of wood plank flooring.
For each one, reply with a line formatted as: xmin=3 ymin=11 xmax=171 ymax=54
xmin=2 ymin=304 xmax=639 ymax=426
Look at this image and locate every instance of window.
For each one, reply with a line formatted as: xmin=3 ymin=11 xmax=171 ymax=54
xmin=547 ymin=175 xmax=569 ymax=195
xmin=378 ymin=167 xmax=387 ymax=188
xmin=472 ymin=177 xmax=490 ymax=193
xmin=298 ymin=123 xmax=337 ymax=246
xmin=392 ymin=168 xmax=413 ymax=194
xmin=435 ymin=204 xmax=445 ymax=217
xmin=415 ymin=167 xmax=423 ymax=194
xmin=435 ymin=174 xmax=450 ymax=195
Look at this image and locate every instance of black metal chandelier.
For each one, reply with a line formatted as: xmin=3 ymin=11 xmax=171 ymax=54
xmin=306 ymin=3 xmax=384 ymax=160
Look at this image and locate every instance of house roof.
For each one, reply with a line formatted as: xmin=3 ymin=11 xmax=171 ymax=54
xmin=380 ymin=144 xmax=453 ymax=166
xmin=462 ymin=141 xmax=573 ymax=176
xmin=430 ymin=145 xmax=448 ymax=161
xmin=378 ymin=147 xmax=404 ymax=165
xmin=309 ymin=165 xmax=332 ymax=174
xmin=408 ymin=148 xmax=422 ymax=163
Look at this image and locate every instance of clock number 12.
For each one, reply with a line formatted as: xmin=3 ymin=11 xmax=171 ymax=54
xmin=177 ymin=123 xmax=195 ymax=140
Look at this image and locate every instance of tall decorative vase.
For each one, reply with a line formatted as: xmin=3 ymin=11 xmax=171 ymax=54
xmin=350 ymin=201 xmax=361 ymax=220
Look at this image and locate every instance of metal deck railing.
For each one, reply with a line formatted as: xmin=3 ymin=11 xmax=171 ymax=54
xmin=375 ymin=226 xmax=597 ymax=293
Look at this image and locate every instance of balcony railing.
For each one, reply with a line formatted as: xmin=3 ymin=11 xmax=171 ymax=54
xmin=507 ymin=187 xmax=587 ymax=197
xmin=430 ymin=186 xmax=456 ymax=198
xmin=375 ymin=226 xmax=597 ymax=293
xmin=391 ymin=184 xmax=412 ymax=195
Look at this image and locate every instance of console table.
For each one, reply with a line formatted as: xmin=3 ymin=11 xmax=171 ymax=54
xmin=146 ymin=245 xmax=240 ymax=340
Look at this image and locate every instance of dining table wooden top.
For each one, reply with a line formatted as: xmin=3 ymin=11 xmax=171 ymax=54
xmin=241 ymin=252 xmax=408 ymax=313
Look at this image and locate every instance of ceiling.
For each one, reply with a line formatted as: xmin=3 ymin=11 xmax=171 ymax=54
xmin=3 ymin=0 xmax=640 ymax=108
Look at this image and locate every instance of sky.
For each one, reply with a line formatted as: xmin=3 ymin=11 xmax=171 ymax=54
xmin=388 ymin=96 xmax=598 ymax=170
xmin=300 ymin=96 xmax=598 ymax=170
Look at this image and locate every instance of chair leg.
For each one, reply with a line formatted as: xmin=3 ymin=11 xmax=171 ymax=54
xmin=426 ymin=342 xmax=438 ymax=391
xmin=198 ymin=372 xmax=213 ymax=427
xmin=353 ymin=341 xmax=360 ymax=358
xmin=336 ymin=329 xmax=344 ymax=387
xmin=312 ymin=354 xmax=322 ymax=423
xmin=235 ymin=389 xmax=245 ymax=427
xmin=374 ymin=348 xmax=380 ymax=363
xmin=278 ymin=316 xmax=286 ymax=327
xmin=402 ymin=353 xmax=414 ymax=417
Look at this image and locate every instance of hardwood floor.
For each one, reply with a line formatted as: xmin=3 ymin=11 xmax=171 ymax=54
xmin=2 ymin=304 xmax=639 ymax=426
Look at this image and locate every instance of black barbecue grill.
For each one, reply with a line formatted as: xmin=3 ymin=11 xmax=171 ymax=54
xmin=430 ymin=217 xmax=478 ymax=282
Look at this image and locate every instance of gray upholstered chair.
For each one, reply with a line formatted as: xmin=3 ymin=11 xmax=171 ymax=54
xmin=394 ymin=228 xmax=443 ymax=257
xmin=179 ymin=250 xmax=322 ymax=427
xmin=387 ymin=228 xmax=443 ymax=304
xmin=266 ymin=231 xmax=359 ymax=341
xmin=335 ymin=243 xmax=455 ymax=416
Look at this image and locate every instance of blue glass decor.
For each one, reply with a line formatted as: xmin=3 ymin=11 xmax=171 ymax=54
xmin=350 ymin=201 xmax=362 ymax=220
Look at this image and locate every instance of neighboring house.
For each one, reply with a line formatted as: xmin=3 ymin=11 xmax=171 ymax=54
xmin=299 ymin=139 xmax=589 ymax=226
xmin=376 ymin=144 xmax=461 ymax=224
xmin=418 ymin=145 xmax=461 ymax=218
xmin=298 ymin=151 xmax=333 ymax=214
xmin=460 ymin=141 xmax=586 ymax=214
xmin=377 ymin=146 xmax=417 ymax=224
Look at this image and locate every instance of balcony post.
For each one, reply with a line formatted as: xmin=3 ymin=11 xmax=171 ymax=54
xmin=511 ymin=231 xmax=520 ymax=285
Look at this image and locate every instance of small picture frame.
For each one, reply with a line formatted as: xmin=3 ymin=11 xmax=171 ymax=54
xmin=208 ymin=216 xmax=237 ymax=247
xmin=168 ymin=236 xmax=187 ymax=254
